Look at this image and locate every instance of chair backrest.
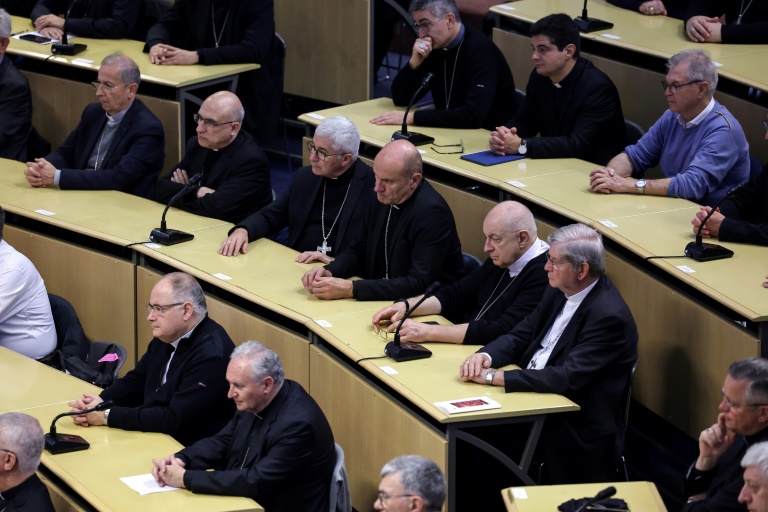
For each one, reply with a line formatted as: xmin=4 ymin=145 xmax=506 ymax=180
xmin=89 ymin=341 xmax=128 ymax=384
xmin=749 ymin=154 xmax=764 ymax=182
xmin=624 ymin=120 xmax=645 ymax=146
xmin=461 ymin=252 xmax=483 ymax=278
xmin=616 ymin=365 xmax=636 ymax=455
xmin=48 ymin=294 xmax=90 ymax=361
xmin=329 ymin=443 xmax=351 ymax=512
xmin=274 ymin=33 xmax=286 ymax=94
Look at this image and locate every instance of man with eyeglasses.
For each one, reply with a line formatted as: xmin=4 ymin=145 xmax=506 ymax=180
xmin=155 ymin=91 xmax=271 ymax=223
xmin=370 ymin=0 xmax=516 ymax=130
xmin=590 ymin=48 xmax=749 ymax=205
xmin=683 ymin=358 xmax=768 ymax=511
xmin=460 ymin=223 xmax=638 ymax=485
xmin=0 ymin=412 xmax=55 ymax=512
xmin=67 ymin=272 xmax=235 ymax=446
xmin=220 ymin=116 xmax=375 ymax=261
xmin=489 ymin=13 xmax=627 ymax=166
xmin=24 ymin=53 xmax=164 ymax=199
xmin=374 ymin=455 xmax=445 ymax=512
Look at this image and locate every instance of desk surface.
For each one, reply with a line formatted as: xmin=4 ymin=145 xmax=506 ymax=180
xmin=9 ymin=16 xmax=258 ymax=89
xmin=502 ymin=481 xmax=666 ymax=511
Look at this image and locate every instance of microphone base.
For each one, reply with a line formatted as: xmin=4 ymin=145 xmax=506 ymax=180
xmin=684 ymin=241 xmax=734 ymax=262
xmin=385 ymin=341 xmax=433 ymax=362
xmin=149 ymin=228 xmax=195 ymax=246
xmin=574 ymin=17 xmax=614 ymax=33
xmin=392 ymin=130 xmax=435 ymax=147
xmin=51 ymin=42 xmax=87 ymax=56
xmin=44 ymin=433 xmax=90 ymax=454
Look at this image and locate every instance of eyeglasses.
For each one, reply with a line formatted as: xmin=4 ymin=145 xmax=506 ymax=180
xmin=721 ymin=388 xmax=768 ymax=410
xmin=193 ymin=112 xmax=236 ymax=128
xmin=306 ymin=141 xmax=346 ymax=161
xmin=146 ymin=302 xmax=184 ymax=316
xmin=431 ymin=139 xmax=464 ymax=155
xmin=413 ymin=13 xmax=448 ymax=33
xmin=373 ymin=325 xmax=392 ymax=340
xmin=660 ymin=80 xmax=702 ymax=94
xmin=91 ymin=80 xmax=128 ymax=92
xmin=545 ymin=251 xmax=567 ymax=270
xmin=377 ymin=492 xmax=416 ymax=506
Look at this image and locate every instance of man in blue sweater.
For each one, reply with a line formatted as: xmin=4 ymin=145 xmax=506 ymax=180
xmin=589 ymin=49 xmax=749 ymax=205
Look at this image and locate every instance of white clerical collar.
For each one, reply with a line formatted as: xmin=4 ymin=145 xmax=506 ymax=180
xmin=106 ymin=103 xmax=132 ymax=127
xmin=678 ymin=97 xmax=714 ymax=128
xmin=564 ymin=277 xmax=599 ymax=303
xmin=507 ymin=238 xmax=549 ymax=278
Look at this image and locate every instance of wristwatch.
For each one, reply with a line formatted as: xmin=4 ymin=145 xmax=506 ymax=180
xmin=518 ymin=139 xmax=528 ymax=155
xmin=103 ymin=409 xmax=110 ymax=426
xmin=485 ymin=369 xmax=497 ymax=385
xmin=636 ymin=179 xmax=647 ymax=194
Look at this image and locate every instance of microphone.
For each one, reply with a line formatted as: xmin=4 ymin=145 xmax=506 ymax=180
xmin=384 ymin=281 xmax=440 ymax=362
xmin=574 ymin=0 xmax=614 ymax=33
xmin=573 ymin=486 xmax=617 ymax=512
xmin=51 ymin=0 xmax=87 ymax=56
xmin=685 ymin=183 xmax=744 ymax=262
xmin=149 ymin=173 xmax=203 ymax=245
xmin=391 ymin=72 xmax=436 ymax=147
xmin=44 ymin=400 xmax=113 ymax=454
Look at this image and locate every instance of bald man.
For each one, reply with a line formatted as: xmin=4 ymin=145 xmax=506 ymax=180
xmin=302 ymin=140 xmax=463 ymax=301
xmin=372 ymin=201 xmax=549 ymax=344
xmin=155 ymin=91 xmax=272 ymax=223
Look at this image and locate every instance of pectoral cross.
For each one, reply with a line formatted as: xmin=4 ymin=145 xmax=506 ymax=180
xmin=317 ymin=240 xmax=331 ymax=255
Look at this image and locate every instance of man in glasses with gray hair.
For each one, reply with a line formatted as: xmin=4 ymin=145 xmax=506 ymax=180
xmin=0 ymin=412 xmax=54 ymax=511
xmin=68 ymin=272 xmax=235 ymax=446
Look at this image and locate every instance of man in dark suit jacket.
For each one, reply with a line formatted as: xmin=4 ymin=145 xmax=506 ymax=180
xmin=302 ymin=139 xmax=463 ymax=302
xmin=152 ymin=341 xmax=336 ymax=512
xmin=461 ymin=223 xmax=638 ymax=484
xmin=682 ymin=358 xmax=768 ymax=511
xmin=25 ymin=54 xmax=164 ymax=199
xmin=155 ymin=91 xmax=271 ymax=224
xmin=68 ymin=272 xmax=235 ymax=447
xmin=489 ymin=14 xmax=627 ymax=166
xmin=220 ymin=116 xmax=376 ymax=261
xmin=0 ymin=10 xmax=32 ymax=162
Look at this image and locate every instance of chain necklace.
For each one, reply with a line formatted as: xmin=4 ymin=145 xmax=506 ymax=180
xmin=474 ymin=271 xmax=517 ymax=321
xmin=528 ymin=307 xmax=566 ymax=369
xmin=94 ymin=127 xmax=108 ymax=170
xmin=211 ymin=3 xmax=230 ymax=48
xmin=384 ymin=205 xmax=397 ymax=279
xmin=318 ymin=179 xmax=352 ymax=255
xmin=443 ymin=38 xmax=464 ymax=108
xmin=736 ymin=0 xmax=755 ymax=24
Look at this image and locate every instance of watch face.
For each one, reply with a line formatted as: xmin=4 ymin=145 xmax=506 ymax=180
xmin=518 ymin=142 xmax=527 ymax=155
xmin=636 ymin=179 xmax=646 ymax=187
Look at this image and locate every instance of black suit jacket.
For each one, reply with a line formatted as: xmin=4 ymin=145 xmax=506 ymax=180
xmin=155 ymin=131 xmax=272 ymax=223
xmin=232 ymin=159 xmax=375 ymax=253
xmin=719 ymin=164 xmax=768 ymax=246
xmin=100 ymin=316 xmax=235 ymax=446
xmin=177 ymin=380 xmax=336 ymax=512
xmin=31 ymin=0 xmax=141 ymax=39
xmin=0 ymin=57 xmax=32 ymax=162
xmin=45 ymin=99 xmax=164 ymax=199
xmin=481 ymin=275 xmax=638 ymax=483
xmin=325 ymin=179 xmax=464 ymax=301
xmin=0 ymin=474 xmax=55 ymax=512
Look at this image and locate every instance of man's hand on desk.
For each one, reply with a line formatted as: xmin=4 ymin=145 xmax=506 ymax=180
xmin=460 ymin=353 xmax=494 ymax=382
xmin=489 ymin=126 xmax=520 ymax=155
xmin=639 ymin=0 xmax=667 ymax=16
xmin=686 ymin=16 xmax=721 ymax=43
xmin=152 ymin=454 xmax=186 ymax=488
xmin=219 ymin=228 xmax=249 ymax=256
xmin=34 ymin=14 xmax=64 ymax=30
xmin=149 ymin=44 xmax=199 ymax=65
xmin=589 ymin=168 xmax=634 ymax=194
xmin=25 ymin=158 xmax=55 ymax=188
xmin=372 ymin=302 xmax=408 ymax=331
xmin=68 ymin=393 xmax=106 ymax=427
xmin=38 ymin=26 xmax=64 ymax=40
xmin=303 ymin=273 xmax=354 ymax=300
xmin=370 ymin=111 xmax=414 ymax=126
xmin=692 ymin=206 xmax=724 ymax=238
xmin=295 ymin=251 xmax=334 ymax=265
xmin=385 ymin=318 xmax=434 ymax=343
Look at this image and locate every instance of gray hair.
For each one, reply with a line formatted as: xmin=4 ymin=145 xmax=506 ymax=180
xmin=667 ymin=49 xmax=718 ymax=96
xmin=381 ymin=455 xmax=446 ymax=511
xmin=409 ymin=0 xmax=461 ymax=23
xmin=231 ymin=341 xmax=285 ymax=387
xmin=164 ymin=272 xmax=207 ymax=316
xmin=315 ymin=116 xmax=360 ymax=161
xmin=101 ymin=53 xmax=141 ymax=86
xmin=0 ymin=413 xmax=45 ymax=475
xmin=742 ymin=441 xmax=768 ymax=477
xmin=730 ymin=358 xmax=768 ymax=404
xmin=547 ymin=223 xmax=605 ymax=277
xmin=0 ymin=9 xmax=11 ymax=39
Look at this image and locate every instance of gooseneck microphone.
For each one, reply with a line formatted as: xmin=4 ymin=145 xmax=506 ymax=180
xmin=573 ymin=486 xmax=617 ymax=512
xmin=149 ymin=173 xmax=203 ymax=245
xmin=574 ymin=0 xmax=614 ymax=33
xmin=685 ymin=183 xmax=744 ymax=262
xmin=51 ymin=0 xmax=87 ymax=55
xmin=385 ymin=282 xmax=440 ymax=362
xmin=392 ymin=72 xmax=435 ymax=146
xmin=45 ymin=400 xmax=113 ymax=454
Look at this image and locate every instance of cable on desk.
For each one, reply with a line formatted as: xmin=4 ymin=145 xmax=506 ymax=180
xmin=123 ymin=240 xmax=152 ymax=249
xmin=644 ymin=255 xmax=689 ymax=261
xmin=355 ymin=355 xmax=389 ymax=364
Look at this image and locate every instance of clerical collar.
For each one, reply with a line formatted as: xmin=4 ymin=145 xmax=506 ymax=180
xmin=564 ymin=277 xmax=599 ymax=302
xmin=0 ymin=472 xmax=36 ymax=502
xmin=105 ymin=102 xmax=132 ymax=127
xmin=678 ymin=97 xmax=715 ymax=128
xmin=443 ymin=23 xmax=465 ymax=50
xmin=507 ymin=238 xmax=549 ymax=278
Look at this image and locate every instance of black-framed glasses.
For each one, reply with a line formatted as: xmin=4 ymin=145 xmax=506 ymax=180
xmin=377 ymin=491 xmax=416 ymax=505
xmin=721 ymin=388 xmax=768 ymax=410
xmin=660 ymin=80 xmax=702 ymax=93
xmin=413 ymin=13 xmax=448 ymax=33
xmin=306 ymin=141 xmax=346 ymax=161
xmin=193 ymin=112 xmax=236 ymax=128
xmin=146 ymin=302 xmax=184 ymax=316
xmin=545 ymin=251 xmax=566 ymax=270
xmin=431 ymin=139 xmax=464 ymax=155
xmin=91 ymin=80 xmax=127 ymax=92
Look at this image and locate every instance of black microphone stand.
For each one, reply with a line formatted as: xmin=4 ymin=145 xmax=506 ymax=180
xmin=384 ymin=282 xmax=440 ymax=362
xmin=51 ymin=0 xmax=87 ymax=56
xmin=574 ymin=0 xmax=614 ymax=33
xmin=45 ymin=400 xmax=113 ymax=454
xmin=573 ymin=486 xmax=617 ymax=512
xmin=149 ymin=173 xmax=203 ymax=245
xmin=392 ymin=72 xmax=435 ymax=146
xmin=685 ymin=183 xmax=744 ymax=262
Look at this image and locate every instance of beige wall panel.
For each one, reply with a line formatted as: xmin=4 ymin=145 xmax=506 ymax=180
xmin=605 ymin=253 xmax=759 ymax=438
xmin=534 ymin=218 xmax=557 ymax=240
xmin=494 ymin=29 xmax=533 ymax=93
xmin=430 ymin=180 xmax=497 ymax=260
xmin=310 ymin=346 xmax=447 ymax=512
xmin=4 ymin=226 xmax=136 ymax=375
xmin=40 ymin=472 xmax=87 ymax=512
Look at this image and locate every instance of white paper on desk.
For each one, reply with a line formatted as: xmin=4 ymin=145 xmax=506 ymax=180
xmin=12 ymin=31 xmax=76 ymax=44
xmin=435 ymin=396 xmax=501 ymax=414
xmin=120 ymin=474 xmax=181 ymax=495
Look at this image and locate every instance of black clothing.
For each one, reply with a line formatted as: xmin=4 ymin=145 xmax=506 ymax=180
xmin=0 ymin=56 xmax=32 ymax=162
xmin=30 ymin=0 xmax=142 ymax=39
xmin=719 ymin=165 xmax=768 ymax=246
xmin=685 ymin=0 xmax=768 ymax=43
xmin=607 ymin=0 xmax=690 ymax=19
xmin=0 ymin=473 xmax=55 ymax=512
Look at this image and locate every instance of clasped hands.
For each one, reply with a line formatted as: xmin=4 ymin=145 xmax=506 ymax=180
xmin=685 ymin=15 xmax=724 ymax=43
xmin=301 ymin=267 xmax=353 ymax=300
xmin=24 ymin=158 xmax=56 ymax=188
xmin=459 ymin=353 xmax=499 ymax=385
xmin=489 ymin=126 xmax=521 ymax=155
xmin=149 ymin=44 xmax=199 ymax=65
xmin=152 ymin=454 xmax=187 ymax=488
xmin=589 ymin=167 xmax=634 ymax=194
xmin=67 ymin=393 xmax=107 ymax=427
xmin=33 ymin=14 xmax=64 ymax=40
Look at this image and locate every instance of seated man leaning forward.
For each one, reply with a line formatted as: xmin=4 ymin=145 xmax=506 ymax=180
xmin=372 ymin=201 xmax=549 ymax=345
xmin=589 ymin=48 xmax=749 ymax=205
xmin=25 ymin=53 xmax=164 ymax=200
xmin=739 ymin=441 xmax=768 ymax=512
xmin=460 ymin=223 xmax=638 ymax=484
xmin=302 ymin=139 xmax=463 ymax=301
xmin=370 ymin=0 xmax=517 ymax=130
xmin=155 ymin=91 xmax=272 ymax=224
xmin=68 ymin=272 xmax=235 ymax=446
xmin=220 ymin=116 xmax=375 ymax=262
xmin=152 ymin=341 xmax=336 ymax=512
xmin=375 ymin=455 xmax=446 ymax=512
xmin=489 ymin=13 xmax=627 ymax=166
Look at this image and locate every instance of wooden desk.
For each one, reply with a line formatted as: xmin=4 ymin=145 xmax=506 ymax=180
xmin=502 ymin=481 xmax=666 ymax=511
